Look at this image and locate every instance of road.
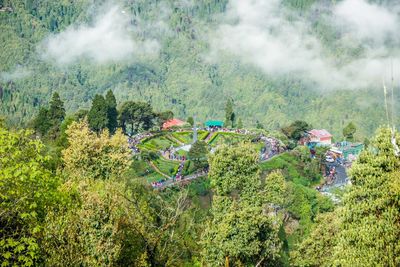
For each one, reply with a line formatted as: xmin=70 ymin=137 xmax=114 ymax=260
xmin=322 ymin=162 xmax=349 ymax=191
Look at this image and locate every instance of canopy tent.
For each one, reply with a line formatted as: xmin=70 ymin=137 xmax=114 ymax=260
xmin=205 ymin=120 xmax=224 ymax=127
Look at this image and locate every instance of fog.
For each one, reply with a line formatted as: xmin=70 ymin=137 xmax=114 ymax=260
xmin=210 ymin=0 xmax=400 ymax=89
xmin=41 ymin=5 xmax=159 ymax=65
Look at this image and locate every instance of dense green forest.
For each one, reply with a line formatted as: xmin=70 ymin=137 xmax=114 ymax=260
xmin=1 ymin=0 xmax=399 ymax=138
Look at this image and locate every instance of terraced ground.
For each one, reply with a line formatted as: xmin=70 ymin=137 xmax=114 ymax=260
xmin=134 ymin=131 xmax=266 ymax=184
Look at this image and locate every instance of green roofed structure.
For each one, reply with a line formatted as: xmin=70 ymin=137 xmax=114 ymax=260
xmin=205 ymin=120 xmax=224 ymax=128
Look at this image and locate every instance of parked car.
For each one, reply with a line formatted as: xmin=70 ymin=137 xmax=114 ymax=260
xmin=326 ymin=155 xmax=335 ymax=163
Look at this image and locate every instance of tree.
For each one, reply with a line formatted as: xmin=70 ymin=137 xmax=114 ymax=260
xmin=48 ymin=92 xmax=65 ymax=123
xmin=203 ymin=143 xmax=282 ymax=266
xmin=188 ymin=141 xmax=208 ymax=170
xmin=281 ymin=120 xmax=311 ymax=141
xmin=331 ymin=128 xmax=400 ymax=266
xmin=256 ymin=120 xmax=264 ymax=129
xmin=0 ymin=126 xmax=61 ymax=266
xmin=105 ymin=90 xmax=118 ymax=134
xmin=237 ymin=118 xmax=243 ymax=129
xmin=88 ymin=94 xmax=108 ymax=133
xmin=156 ymin=110 xmax=174 ymax=128
xmin=291 ymin=212 xmax=339 ymax=266
xmin=343 ymin=122 xmax=357 ymax=141
xmin=224 ymin=99 xmax=235 ymax=128
xmin=202 ymin=196 xmax=281 ymax=266
xmin=208 ymin=143 xmax=260 ymax=196
xmin=119 ymin=101 xmax=155 ymax=135
xmin=33 ymin=107 xmax=52 ymax=136
xmin=187 ymin=116 xmax=194 ymax=127
xmin=62 ymin=120 xmax=131 ymax=180
xmin=74 ymin=109 xmax=89 ymax=121
xmin=33 ymin=92 xmax=66 ymax=138
xmin=263 ymin=170 xmax=287 ymax=206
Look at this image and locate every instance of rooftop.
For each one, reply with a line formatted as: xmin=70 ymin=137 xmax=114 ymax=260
xmin=308 ymin=129 xmax=332 ymax=138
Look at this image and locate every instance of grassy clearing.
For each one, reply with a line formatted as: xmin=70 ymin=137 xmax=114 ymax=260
xmin=128 ymin=160 xmax=165 ymax=183
xmin=153 ymin=158 xmax=180 ymax=177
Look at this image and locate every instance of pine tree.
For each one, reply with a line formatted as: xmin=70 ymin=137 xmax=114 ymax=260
xmin=48 ymin=92 xmax=65 ymax=123
xmin=88 ymin=94 xmax=108 ymax=133
xmin=105 ymin=90 xmax=118 ymax=134
xmin=224 ymin=99 xmax=235 ymax=128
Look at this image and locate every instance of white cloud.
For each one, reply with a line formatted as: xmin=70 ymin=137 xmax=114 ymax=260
xmin=334 ymin=0 xmax=399 ymax=43
xmin=0 ymin=66 xmax=31 ymax=82
xmin=210 ymin=0 xmax=400 ymax=89
xmin=41 ymin=5 xmax=159 ymax=65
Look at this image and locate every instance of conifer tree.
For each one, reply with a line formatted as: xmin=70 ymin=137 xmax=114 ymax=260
xmin=224 ymin=99 xmax=235 ymax=128
xmin=48 ymin=92 xmax=65 ymax=123
xmin=33 ymin=107 xmax=51 ymax=136
xmin=105 ymin=90 xmax=118 ymax=134
xmin=88 ymin=94 xmax=108 ymax=133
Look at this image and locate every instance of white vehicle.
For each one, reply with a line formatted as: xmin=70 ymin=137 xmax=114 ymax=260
xmin=326 ymin=155 xmax=335 ymax=163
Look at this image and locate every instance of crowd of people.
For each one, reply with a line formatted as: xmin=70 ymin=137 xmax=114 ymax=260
xmin=175 ymin=160 xmax=185 ymax=181
xmin=259 ymin=136 xmax=285 ymax=161
xmin=160 ymin=147 xmax=186 ymax=161
xmin=128 ymin=132 xmax=154 ymax=154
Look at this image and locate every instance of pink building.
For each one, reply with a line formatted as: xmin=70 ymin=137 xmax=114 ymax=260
xmin=307 ymin=129 xmax=333 ymax=145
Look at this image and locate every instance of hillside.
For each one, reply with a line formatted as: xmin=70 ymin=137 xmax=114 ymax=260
xmin=1 ymin=0 xmax=399 ymax=137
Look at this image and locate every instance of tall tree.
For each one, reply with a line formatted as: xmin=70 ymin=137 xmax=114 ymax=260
xmin=187 ymin=116 xmax=194 ymax=127
xmin=203 ymin=143 xmax=282 ymax=265
xmin=208 ymin=143 xmax=260 ymax=196
xmin=62 ymin=120 xmax=131 ymax=180
xmin=0 ymin=126 xmax=61 ymax=266
xmin=48 ymin=92 xmax=65 ymax=123
xmin=281 ymin=120 xmax=312 ymax=141
xmin=33 ymin=107 xmax=51 ymax=136
xmin=105 ymin=90 xmax=118 ymax=134
xmin=332 ymin=128 xmax=400 ymax=266
xmin=119 ymin=101 xmax=154 ymax=135
xmin=343 ymin=122 xmax=357 ymax=141
xmin=88 ymin=94 xmax=108 ymax=133
xmin=224 ymin=99 xmax=235 ymax=128
xmin=188 ymin=140 xmax=208 ymax=170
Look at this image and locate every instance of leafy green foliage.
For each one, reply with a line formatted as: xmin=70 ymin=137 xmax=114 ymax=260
xmin=343 ymin=121 xmax=357 ymax=141
xmin=188 ymin=141 xmax=208 ymax=170
xmin=62 ymin=120 xmax=131 ymax=180
xmin=0 ymin=126 xmax=61 ymax=266
xmin=119 ymin=101 xmax=155 ymax=135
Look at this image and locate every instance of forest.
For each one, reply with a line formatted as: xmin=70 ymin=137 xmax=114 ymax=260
xmin=1 ymin=0 xmax=400 ymax=266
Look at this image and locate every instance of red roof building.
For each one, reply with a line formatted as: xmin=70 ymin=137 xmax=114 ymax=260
xmin=162 ymin=118 xmax=185 ymax=130
xmin=308 ymin=129 xmax=333 ymax=145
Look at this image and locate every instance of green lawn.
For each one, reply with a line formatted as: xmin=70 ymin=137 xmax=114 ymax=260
xmin=153 ymin=158 xmax=180 ymax=177
xmin=128 ymin=160 xmax=164 ymax=183
xmin=140 ymin=135 xmax=179 ymax=151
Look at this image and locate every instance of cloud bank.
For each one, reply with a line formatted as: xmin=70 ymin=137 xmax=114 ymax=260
xmin=210 ymin=0 xmax=400 ymax=89
xmin=41 ymin=5 xmax=159 ymax=65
